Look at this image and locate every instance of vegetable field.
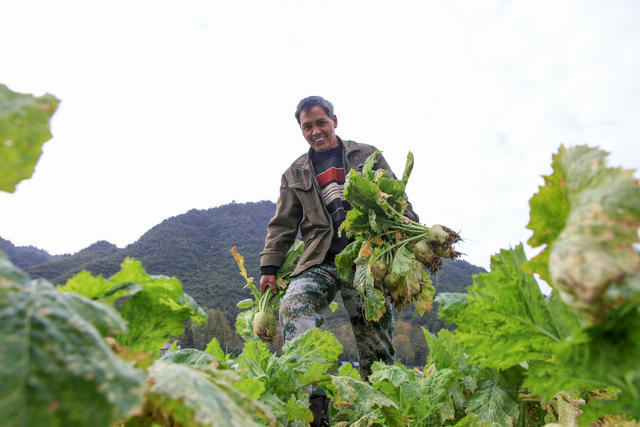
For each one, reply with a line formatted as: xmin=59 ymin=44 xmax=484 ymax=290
xmin=1 ymin=85 xmax=639 ymax=426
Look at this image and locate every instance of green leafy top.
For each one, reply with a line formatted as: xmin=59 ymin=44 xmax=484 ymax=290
xmin=438 ymin=244 xmax=580 ymax=370
xmin=276 ymin=239 xmax=304 ymax=289
xmin=0 ymin=255 xmax=143 ymax=427
xmin=143 ymin=361 xmax=274 ymax=427
xmin=424 ymin=328 xmax=463 ymax=371
xmin=0 ymin=84 xmax=59 ymax=193
xmin=526 ymin=145 xmax=640 ymax=321
xmin=59 ymin=258 xmax=206 ymax=353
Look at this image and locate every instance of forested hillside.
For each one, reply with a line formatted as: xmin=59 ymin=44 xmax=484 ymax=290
xmin=3 ymin=200 xmax=484 ymax=364
xmin=19 ymin=201 xmax=274 ymax=313
xmin=0 ymin=236 xmax=57 ymax=269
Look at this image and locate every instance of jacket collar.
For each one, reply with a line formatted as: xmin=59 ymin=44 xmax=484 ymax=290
xmin=293 ymin=136 xmax=362 ymax=171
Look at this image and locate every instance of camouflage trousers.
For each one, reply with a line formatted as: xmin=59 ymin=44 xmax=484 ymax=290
xmin=279 ymin=262 xmax=395 ymax=380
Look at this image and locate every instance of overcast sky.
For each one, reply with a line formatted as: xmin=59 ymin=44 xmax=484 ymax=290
xmin=1 ymin=0 xmax=639 ymax=271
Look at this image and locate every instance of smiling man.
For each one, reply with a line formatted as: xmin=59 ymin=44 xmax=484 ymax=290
xmin=259 ymin=96 xmax=418 ymax=426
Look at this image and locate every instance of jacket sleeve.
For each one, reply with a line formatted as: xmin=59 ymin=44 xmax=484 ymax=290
xmin=260 ymin=174 xmax=303 ymax=269
xmin=374 ymin=153 xmax=420 ymax=223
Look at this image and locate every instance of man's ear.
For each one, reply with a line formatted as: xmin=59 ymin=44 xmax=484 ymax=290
xmin=333 ymin=114 xmax=338 ymax=128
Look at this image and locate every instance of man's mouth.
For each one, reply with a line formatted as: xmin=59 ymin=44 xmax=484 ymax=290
xmin=313 ymin=137 xmax=324 ymax=144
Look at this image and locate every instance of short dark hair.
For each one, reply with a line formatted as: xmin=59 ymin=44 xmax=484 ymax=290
xmin=295 ymin=96 xmax=334 ymax=124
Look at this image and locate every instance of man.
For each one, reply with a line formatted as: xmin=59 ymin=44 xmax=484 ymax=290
xmin=259 ymin=96 xmax=418 ymax=426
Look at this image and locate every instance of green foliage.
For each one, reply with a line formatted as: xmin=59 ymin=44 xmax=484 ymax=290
xmin=424 ymin=328 xmax=462 ymax=370
xmin=465 ymin=377 xmax=519 ymax=425
xmin=275 ymin=239 xmax=304 ymax=288
xmin=438 ymin=244 xmax=580 ymax=370
xmin=526 ymin=145 xmax=640 ymax=322
xmin=160 ymin=348 xmax=216 ymax=367
xmin=338 ymin=362 xmax=361 ymax=380
xmin=353 ymin=256 xmax=387 ymax=321
xmin=334 ymin=239 xmax=362 ymax=281
xmin=58 ymin=257 xmax=206 ymax=353
xmin=205 ymin=336 xmax=227 ymax=361
xmin=7 ymin=115 xmax=637 ymax=426
xmin=337 ymin=150 xmax=461 ymax=321
xmin=328 ymin=375 xmax=400 ymax=426
xmin=233 ymin=329 xmax=343 ymax=424
xmin=0 ymin=84 xmax=59 ymax=193
xmin=433 ymin=145 xmax=640 ymax=424
xmin=8 ymin=200 xmax=482 ymax=351
xmin=130 ymin=361 xmax=274 ymax=427
xmin=0 ymin=253 xmax=144 ymax=427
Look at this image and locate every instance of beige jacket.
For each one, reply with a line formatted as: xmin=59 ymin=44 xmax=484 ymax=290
xmin=260 ymin=139 xmax=418 ymax=277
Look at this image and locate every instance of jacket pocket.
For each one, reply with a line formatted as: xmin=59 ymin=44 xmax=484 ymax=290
xmin=289 ymin=174 xmax=319 ymax=213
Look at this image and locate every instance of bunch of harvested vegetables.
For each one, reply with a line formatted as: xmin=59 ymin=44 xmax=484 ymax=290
xmin=335 ymin=151 xmax=462 ymax=321
xmin=232 ymin=241 xmax=304 ymax=343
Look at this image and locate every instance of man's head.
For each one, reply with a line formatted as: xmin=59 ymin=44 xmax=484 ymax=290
xmin=295 ymin=96 xmax=334 ymax=124
xmin=296 ymin=96 xmax=339 ymax=152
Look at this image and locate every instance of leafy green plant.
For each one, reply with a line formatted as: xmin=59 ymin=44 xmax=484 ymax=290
xmin=0 ymin=84 xmax=59 ymax=193
xmin=231 ymin=242 xmax=316 ymax=344
xmin=0 ymin=252 xmax=144 ymax=426
xmin=57 ymin=257 xmax=207 ymax=354
xmin=335 ymin=151 xmax=461 ymax=321
xmin=2 ymin=87 xmax=638 ymax=427
xmin=438 ymin=145 xmax=640 ymax=425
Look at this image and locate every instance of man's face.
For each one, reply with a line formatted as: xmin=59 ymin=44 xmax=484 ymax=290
xmin=299 ymin=105 xmax=339 ymax=152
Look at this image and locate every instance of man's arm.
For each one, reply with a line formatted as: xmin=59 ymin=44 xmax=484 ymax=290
xmin=260 ymin=174 xmax=302 ymax=294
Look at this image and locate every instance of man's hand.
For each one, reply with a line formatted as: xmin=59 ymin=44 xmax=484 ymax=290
xmin=260 ymin=275 xmax=277 ymax=295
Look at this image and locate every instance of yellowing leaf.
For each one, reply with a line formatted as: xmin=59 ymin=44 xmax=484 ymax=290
xmin=230 ymin=246 xmax=248 ymax=281
xmin=526 ymin=145 xmax=640 ymax=321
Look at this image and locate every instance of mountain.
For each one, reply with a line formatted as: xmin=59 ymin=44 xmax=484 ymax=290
xmin=19 ymin=201 xmax=273 ymax=316
xmin=0 ymin=237 xmax=59 ymax=269
xmin=4 ymin=201 xmax=485 ymax=331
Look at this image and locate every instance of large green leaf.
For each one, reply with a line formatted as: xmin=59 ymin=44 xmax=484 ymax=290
xmin=338 ymin=362 xmax=361 ymax=380
xmin=368 ymin=361 xmax=414 ymax=389
xmin=329 ymin=375 xmax=399 ymax=424
xmin=335 ymin=239 xmax=362 ymax=281
xmin=414 ymin=368 xmax=459 ymax=425
xmin=235 ymin=308 xmax=258 ymax=341
xmin=343 ymin=169 xmax=387 ymax=216
xmin=353 ymin=260 xmax=387 ymax=321
xmin=0 ymin=254 xmax=143 ymax=426
xmin=438 ymin=245 xmax=579 ymax=370
xmin=235 ymin=330 xmax=342 ymax=424
xmin=276 ymin=239 xmax=304 ymax=288
xmin=0 ymin=84 xmax=59 ymax=193
xmin=526 ymin=145 xmax=640 ymax=321
xmin=424 ymin=328 xmax=463 ymax=371
xmin=278 ymin=239 xmax=304 ymax=274
xmin=524 ymin=303 xmax=640 ymax=414
xmin=137 ymin=361 xmax=274 ymax=427
xmin=339 ymin=207 xmax=373 ymax=235
xmin=60 ymin=258 xmax=206 ymax=353
xmin=160 ymin=348 xmax=216 ymax=367
xmin=390 ymin=243 xmax=415 ymax=281
xmin=236 ymin=339 xmax=272 ymax=381
xmin=465 ymin=377 xmax=519 ymax=426
xmin=279 ymin=328 xmax=343 ymax=375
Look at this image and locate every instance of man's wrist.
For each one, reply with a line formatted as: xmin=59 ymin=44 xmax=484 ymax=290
xmin=261 ymin=265 xmax=279 ymax=276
